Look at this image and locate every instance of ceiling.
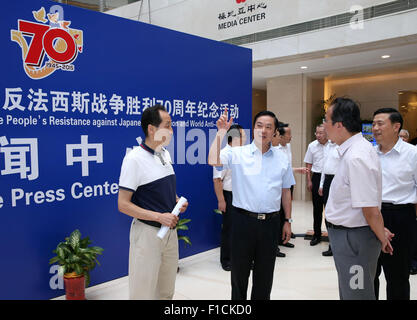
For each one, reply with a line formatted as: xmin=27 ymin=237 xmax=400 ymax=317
xmin=252 ymin=36 xmax=417 ymax=90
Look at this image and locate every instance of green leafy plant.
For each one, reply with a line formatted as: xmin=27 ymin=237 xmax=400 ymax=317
xmin=176 ymin=218 xmax=191 ymax=246
xmin=49 ymin=229 xmax=104 ymax=287
xmin=315 ymin=94 xmax=336 ymax=131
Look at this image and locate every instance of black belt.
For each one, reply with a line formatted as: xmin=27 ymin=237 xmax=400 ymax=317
xmin=236 ymin=207 xmax=279 ymax=220
xmin=382 ymin=202 xmax=415 ymax=209
xmin=324 ymin=174 xmax=335 ymax=178
xmin=326 ymin=220 xmax=368 ymax=230
xmin=137 ymin=219 xmax=161 ymax=228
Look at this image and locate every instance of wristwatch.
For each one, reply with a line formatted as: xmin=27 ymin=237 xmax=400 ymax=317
xmin=284 ymin=218 xmax=293 ymax=223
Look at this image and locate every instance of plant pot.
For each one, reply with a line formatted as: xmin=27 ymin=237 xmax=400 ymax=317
xmin=64 ymin=272 xmax=85 ymax=300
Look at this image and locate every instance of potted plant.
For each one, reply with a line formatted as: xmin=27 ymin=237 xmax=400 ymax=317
xmin=176 ymin=218 xmax=191 ymax=246
xmin=176 ymin=218 xmax=191 ymax=273
xmin=49 ymin=229 xmax=104 ymax=300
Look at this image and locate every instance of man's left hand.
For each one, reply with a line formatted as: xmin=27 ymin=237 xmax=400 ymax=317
xmin=282 ymin=222 xmax=292 ymax=244
xmin=179 ymin=200 xmax=188 ymax=213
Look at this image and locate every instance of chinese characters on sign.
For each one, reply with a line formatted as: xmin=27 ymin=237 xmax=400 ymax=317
xmin=0 ymin=135 xmax=104 ymax=180
xmin=0 ymin=136 xmax=38 ymax=180
xmin=2 ymin=87 xmax=239 ymax=120
xmin=218 ymin=1 xmax=267 ymax=30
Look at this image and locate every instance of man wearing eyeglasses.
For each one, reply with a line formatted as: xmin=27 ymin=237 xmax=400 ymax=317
xmin=118 ymin=104 xmax=188 ymax=300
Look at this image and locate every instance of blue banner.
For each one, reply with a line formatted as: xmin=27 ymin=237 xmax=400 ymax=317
xmin=0 ymin=0 xmax=252 ymax=299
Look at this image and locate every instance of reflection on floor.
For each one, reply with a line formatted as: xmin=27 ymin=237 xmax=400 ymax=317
xmin=53 ymin=201 xmax=417 ymax=300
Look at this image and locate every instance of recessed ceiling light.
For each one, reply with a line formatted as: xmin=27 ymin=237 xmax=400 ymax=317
xmin=300 ymin=66 xmax=308 ymax=69
xmin=381 ymin=55 xmax=391 ymax=59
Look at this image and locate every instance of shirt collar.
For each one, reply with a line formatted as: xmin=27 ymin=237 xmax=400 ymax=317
xmin=376 ymin=137 xmax=402 ymax=155
xmin=140 ymin=143 xmax=165 ymax=155
xmin=250 ymin=140 xmax=273 ymax=156
xmin=338 ymin=132 xmax=363 ymax=157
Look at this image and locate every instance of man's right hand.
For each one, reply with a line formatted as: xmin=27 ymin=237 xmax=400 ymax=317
xmin=307 ymin=180 xmax=313 ymax=192
xmin=381 ymin=227 xmax=394 ymax=255
xmin=381 ymin=238 xmax=394 ymax=255
xmin=217 ymin=107 xmax=233 ymax=132
xmin=218 ymin=199 xmax=226 ymax=213
xmin=158 ymin=212 xmax=179 ymax=228
xmin=318 ymin=187 xmax=323 ymax=196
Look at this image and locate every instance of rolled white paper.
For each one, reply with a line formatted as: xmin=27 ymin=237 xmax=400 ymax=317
xmin=157 ymin=196 xmax=188 ymax=239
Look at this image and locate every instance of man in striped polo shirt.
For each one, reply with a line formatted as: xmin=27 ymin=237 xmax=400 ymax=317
xmin=118 ymin=104 xmax=188 ymax=300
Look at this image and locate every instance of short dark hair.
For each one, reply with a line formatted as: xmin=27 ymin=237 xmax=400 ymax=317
xmin=141 ymin=104 xmax=167 ymax=137
xmin=330 ymin=97 xmax=362 ymax=133
xmin=373 ymin=108 xmax=403 ymax=132
xmin=227 ymin=124 xmax=244 ymax=144
xmin=278 ymin=121 xmax=288 ymax=136
xmin=253 ymin=110 xmax=279 ymax=130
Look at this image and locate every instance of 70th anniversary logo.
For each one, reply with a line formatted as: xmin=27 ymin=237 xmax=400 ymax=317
xmin=11 ymin=5 xmax=83 ymax=80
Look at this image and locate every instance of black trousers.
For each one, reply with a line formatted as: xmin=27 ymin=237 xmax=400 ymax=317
xmin=412 ymin=217 xmax=417 ymax=269
xmin=278 ymin=186 xmax=293 ymax=244
xmin=220 ymin=190 xmax=233 ymax=267
xmin=323 ymin=174 xmax=334 ymax=249
xmin=322 ymin=174 xmax=334 ymax=206
xmin=374 ymin=203 xmax=416 ymax=300
xmin=311 ymin=172 xmax=324 ymax=238
xmin=231 ymin=206 xmax=280 ymax=300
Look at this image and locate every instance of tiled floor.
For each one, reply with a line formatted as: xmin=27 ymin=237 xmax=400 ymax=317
xmin=54 ymin=200 xmax=417 ymax=300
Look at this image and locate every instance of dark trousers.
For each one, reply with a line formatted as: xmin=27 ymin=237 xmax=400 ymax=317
xmin=374 ymin=204 xmax=416 ymax=300
xmin=323 ymin=174 xmax=334 ymax=249
xmin=311 ymin=172 xmax=324 ymax=238
xmin=220 ymin=190 xmax=233 ymax=267
xmin=231 ymin=206 xmax=280 ymax=300
xmin=412 ymin=217 xmax=417 ymax=269
xmin=322 ymin=174 xmax=334 ymax=206
xmin=278 ymin=185 xmax=293 ymax=244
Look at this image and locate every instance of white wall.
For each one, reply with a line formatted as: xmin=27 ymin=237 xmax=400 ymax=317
xmin=106 ymin=0 xmax=392 ymax=41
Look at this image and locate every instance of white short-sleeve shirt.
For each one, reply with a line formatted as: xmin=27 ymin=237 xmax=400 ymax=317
xmin=277 ymin=143 xmax=292 ymax=166
xmin=376 ymin=138 xmax=417 ymax=204
xmin=217 ymin=141 xmax=296 ymax=214
xmin=213 ymin=145 xmax=232 ymax=192
xmin=325 ymin=133 xmax=382 ymax=228
xmin=319 ymin=142 xmax=341 ymax=188
xmin=304 ymin=140 xmax=328 ymax=173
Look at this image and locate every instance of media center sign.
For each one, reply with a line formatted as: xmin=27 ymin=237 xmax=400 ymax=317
xmin=217 ymin=1 xmax=268 ymax=30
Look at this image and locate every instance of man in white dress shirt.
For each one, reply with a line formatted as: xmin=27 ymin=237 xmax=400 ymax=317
xmin=213 ymin=124 xmax=246 ymax=271
xmin=318 ymin=141 xmax=340 ymax=257
xmin=208 ymin=109 xmax=296 ymax=300
xmin=323 ymin=97 xmax=393 ymax=300
xmin=274 ymin=123 xmax=310 ymax=255
xmin=304 ymin=125 xmax=329 ymax=246
xmin=372 ymin=108 xmax=417 ymax=300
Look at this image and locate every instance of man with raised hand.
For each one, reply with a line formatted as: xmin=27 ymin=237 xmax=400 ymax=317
xmin=213 ymin=124 xmax=246 ymax=271
xmin=208 ymin=108 xmax=295 ymax=300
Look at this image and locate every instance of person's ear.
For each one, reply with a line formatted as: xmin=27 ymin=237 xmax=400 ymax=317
xmin=147 ymin=124 xmax=155 ymax=137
